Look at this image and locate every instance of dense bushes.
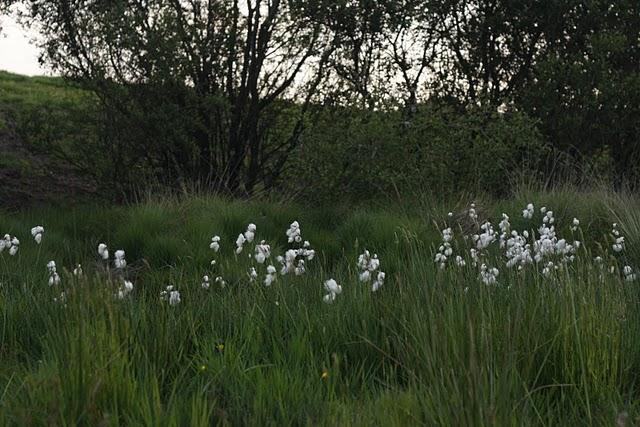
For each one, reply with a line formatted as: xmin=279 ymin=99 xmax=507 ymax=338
xmin=284 ymin=106 xmax=546 ymax=203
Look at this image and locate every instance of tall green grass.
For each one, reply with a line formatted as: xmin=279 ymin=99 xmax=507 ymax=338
xmin=1 ymin=193 xmax=640 ymax=425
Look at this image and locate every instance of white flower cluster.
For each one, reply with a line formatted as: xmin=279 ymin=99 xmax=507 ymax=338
xmin=612 ymin=223 xmax=625 ymax=253
xmin=31 ymin=226 xmax=44 ymax=244
xmin=434 ymin=227 xmax=454 ymax=269
xmin=286 ymin=221 xmax=302 ymax=243
xmin=209 ymin=235 xmax=221 ymax=252
xmin=160 ymin=285 xmax=181 ymax=306
xmin=542 ymin=209 xmax=555 ymax=225
xmin=571 ymin=218 xmax=580 ymax=232
xmin=468 ymin=203 xmax=478 ymax=221
xmin=357 ymin=250 xmax=385 ymax=291
xmin=0 ymin=234 xmax=19 ymax=256
xmin=439 ymin=203 xmax=592 ymax=286
xmin=116 ymin=279 xmax=134 ymax=299
xmin=276 ymin=240 xmax=315 ymax=276
xmin=47 ymin=260 xmax=61 ymax=286
xmin=505 ymin=231 xmax=533 ymax=269
xmin=623 ymin=266 xmax=637 ymax=282
xmin=201 ymin=275 xmax=210 ymax=289
xmin=479 ymin=263 xmax=499 ymax=285
xmin=525 ymin=209 xmax=581 ymax=271
xmin=248 ymin=267 xmax=258 ymax=282
xmin=323 ymin=278 xmax=342 ymax=303
xmin=98 ymin=243 xmax=109 ymax=260
xmin=254 ymin=240 xmax=271 ymax=264
xmin=522 ymin=203 xmax=534 ymax=219
xmin=473 ymin=222 xmax=496 ymax=250
xmin=235 ymin=223 xmax=257 ymax=254
xmin=114 ymin=250 xmax=126 ymax=269
xmin=264 ymin=265 xmax=277 ymax=286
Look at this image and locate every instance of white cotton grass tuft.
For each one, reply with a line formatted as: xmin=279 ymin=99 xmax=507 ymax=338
xmin=244 ymin=223 xmax=257 ymax=243
xmin=201 ymin=275 xmax=210 ymax=290
xmin=522 ymin=203 xmax=534 ymax=219
xmin=357 ymin=250 xmax=380 ymax=282
xmin=468 ymin=203 xmax=478 ymax=221
xmin=434 ymin=227 xmax=454 ymax=269
xmin=47 ymin=260 xmax=61 ymax=286
xmin=114 ymin=250 xmax=126 ymax=269
xmin=623 ymin=266 xmax=637 ymax=282
xmin=264 ymin=265 xmax=277 ymax=286
xmin=0 ymin=235 xmax=8 ymax=253
xmin=169 ymin=290 xmax=181 ymax=305
xmin=480 ymin=264 xmax=499 ymax=285
xmin=323 ymin=278 xmax=342 ymax=303
xmin=571 ymin=218 xmax=580 ymax=232
xmin=1 ymin=235 xmax=20 ymax=256
xmin=160 ymin=285 xmax=181 ymax=305
xmin=371 ymin=271 xmax=386 ymax=292
xmin=215 ymin=276 xmax=226 ymax=288
xmin=98 ymin=243 xmax=109 ymax=260
xmin=73 ymin=264 xmax=83 ymax=277
xmin=31 ymin=226 xmax=44 ymax=244
xmin=209 ymin=235 xmax=221 ymax=252
xmin=235 ymin=233 xmax=246 ymax=254
xmin=286 ymin=221 xmax=302 ymax=243
xmin=255 ymin=240 xmax=271 ymax=264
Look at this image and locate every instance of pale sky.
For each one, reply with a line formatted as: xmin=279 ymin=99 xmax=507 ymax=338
xmin=0 ymin=14 xmax=50 ymax=76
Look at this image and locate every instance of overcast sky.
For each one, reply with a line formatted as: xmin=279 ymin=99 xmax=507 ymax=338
xmin=0 ymin=14 xmax=50 ymax=76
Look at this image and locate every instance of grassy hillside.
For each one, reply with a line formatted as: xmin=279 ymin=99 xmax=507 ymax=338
xmin=1 ymin=190 xmax=640 ymax=425
xmin=0 ymin=70 xmax=97 ymax=208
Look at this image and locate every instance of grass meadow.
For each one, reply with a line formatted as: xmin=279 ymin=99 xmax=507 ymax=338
xmin=2 ymin=188 xmax=640 ymax=425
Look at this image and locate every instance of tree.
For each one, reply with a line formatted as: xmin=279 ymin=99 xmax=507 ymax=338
xmin=18 ymin=0 xmax=333 ymax=195
xmin=517 ymin=0 xmax=640 ymax=181
xmin=431 ymin=0 xmax=571 ymax=106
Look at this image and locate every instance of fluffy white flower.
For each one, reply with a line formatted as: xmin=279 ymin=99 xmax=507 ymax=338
xmin=468 ymin=204 xmax=478 ymax=221
xmin=479 ymin=264 xmax=499 ymax=285
xmin=73 ymin=264 xmax=83 ymax=277
xmin=244 ymin=224 xmax=256 ymax=243
xmin=324 ymin=278 xmax=342 ymax=295
xmin=323 ymin=278 xmax=342 ymax=303
xmin=98 ymin=243 xmax=109 ymax=260
xmin=48 ymin=272 xmax=61 ymax=287
xmin=294 ymin=259 xmax=305 ymax=276
xmin=47 ymin=260 xmax=57 ymax=273
xmin=169 ymin=290 xmax=181 ymax=306
xmin=114 ymin=250 xmax=126 ymax=269
xmin=255 ymin=240 xmax=271 ymax=264
xmin=359 ymin=270 xmax=371 ymax=282
xmin=202 ymin=275 xmax=210 ymax=290
xmin=371 ymin=271 xmax=385 ymax=292
xmin=323 ymin=292 xmax=337 ymax=304
xmin=357 ymin=250 xmax=380 ymax=281
xmin=124 ymin=280 xmax=134 ymax=293
xmin=249 ymin=267 xmax=258 ymax=282
xmin=286 ymin=221 xmax=302 ymax=243
xmin=8 ymin=237 xmax=19 ymax=256
xmin=264 ymin=265 xmax=277 ymax=286
xmin=31 ymin=226 xmax=44 ymax=244
xmin=209 ymin=235 xmax=221 ymax=252
xmin=235 ymin=233 xmax=246 ymax=254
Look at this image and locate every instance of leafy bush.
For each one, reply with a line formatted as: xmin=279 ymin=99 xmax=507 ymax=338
xmin=285 ymin=105 xmax=546 ymax=203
